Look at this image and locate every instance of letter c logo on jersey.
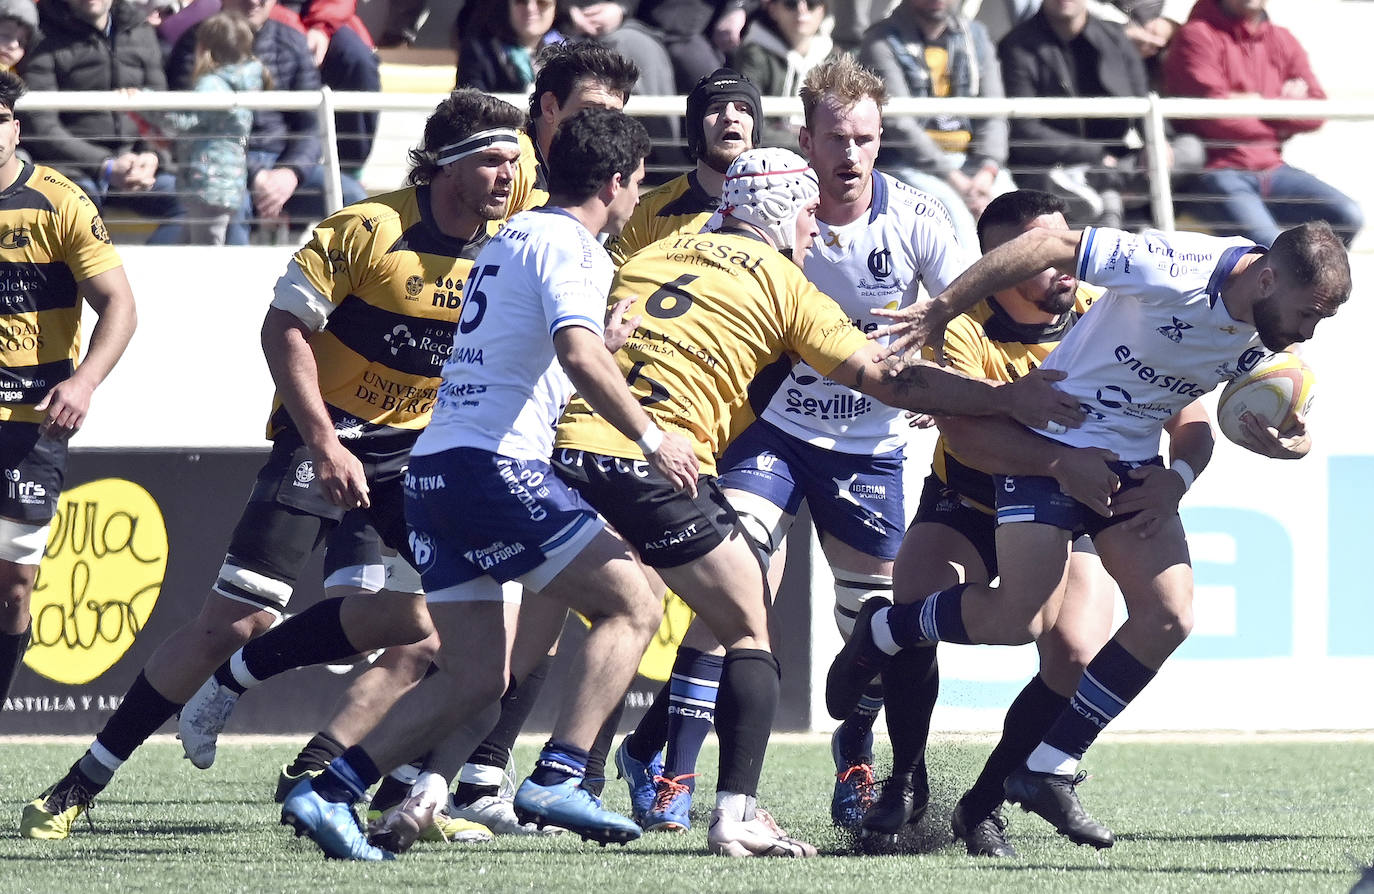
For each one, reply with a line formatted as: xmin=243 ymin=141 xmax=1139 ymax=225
xmin=1095 ymin=385 xmax=1133 ymax=409
xmin=0 ymin=226 xmax=31 ymax=250
xmin=25 ymin=479 xmax=167 ymax=686
xmin=867 ymin=247 xmax=893 ymax=280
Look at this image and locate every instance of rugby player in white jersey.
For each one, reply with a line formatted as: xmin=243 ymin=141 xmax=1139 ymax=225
xmin=829 ymin=219 xmax=1351 ymax=848
xmin=611 ymin=54 xmax=978 ymax=834
xmin=279 ymin=108 xmax=700 ymax=860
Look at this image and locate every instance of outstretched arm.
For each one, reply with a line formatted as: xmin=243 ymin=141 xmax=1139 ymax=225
xmin=871 ymin=228 xmax=1083 ymax=361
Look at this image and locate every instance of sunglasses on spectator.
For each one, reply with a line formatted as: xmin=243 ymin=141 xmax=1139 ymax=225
xmin=774 ymin=0 xmax=824 ymax=10
xmin=512 ymin=0 xmax=555 ymax=9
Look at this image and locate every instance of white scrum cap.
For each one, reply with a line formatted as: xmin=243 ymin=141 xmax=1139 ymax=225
xmin=719 ymin=148 xmax=820 ymax=252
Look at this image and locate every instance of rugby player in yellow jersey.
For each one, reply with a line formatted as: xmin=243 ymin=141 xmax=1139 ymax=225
xmin=0 ymin=70 xmax=137 ymax=711
xmin=21 ymin=90 xmax=526 ymax=847
xmin=605 ymin=67 xmax=762 ymax=267
xmin=551 ymin=148 xmax=1082 ymax=857
xmin=507 ymin=42 xmax=642 ymax=218
xmin=858 ymin=189 xmax=1213 ymax=854
xmin=253 ymin=45 xmax=646 ymax=840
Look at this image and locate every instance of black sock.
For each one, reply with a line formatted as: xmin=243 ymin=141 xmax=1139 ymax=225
xmin=714 ymin=648 xmax=780 ymax=796
xmin=453 ymin=781 xmax=498 ymax=805
xmin=237 ymin=597 xmax=357 ymax=684
xmin=835 ymin=679 xmax=884 ymax=765
xmin=529 ymin=740 xmax=588 ymax=787
xmin=626 ymin=678 xmax=672 ymax=760
xmin=465 ymin=655 xmax=552 ymax=771
xmin=962 ymin=675 xmax=1068 ymax=823
xmin=315 ymin=746 xmax=382 ymax=804
xmin=0 ymin=622 xmax=30 ymax=703
xmin=582 ymin=697 xmax=624 ymax=797
xmin=286 ymin=731 xmax=348 ymax=776
xmin=94 ymin=671 xmax=182 ymax=764
xmin=371 ymin=773 xmax=413 ymax=812
xmin=882 ymin=645 xmax=940 ymax=778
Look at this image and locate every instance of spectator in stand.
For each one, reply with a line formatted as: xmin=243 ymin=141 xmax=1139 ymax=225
xmin=152 ymin=12 xmax=266 ymax=244
xmin=973 ymin=0 xmax=1190 ymax=48
xmin=862 ymin=0 xmax=1014 ymax=249
xmin=1162 ymin=0 xmax=1362 ymax=247
xmin=457 ymin=0 xmax=564 ymax=93
xmin=636 ymin=0 xmax=752 ymax=92
xmin=998 ymin=0 xmax=1203 ymax=228
xmin=162 ymin=0 xmax=380 ymax=173
xmin=0 ymin=0 xmax=36 ymax=72
xmin=167 ymin=0 xmax=366 ymax=243
xmin=562 ymin=1 xmax=679 ymax=178
xmin=19 ymin=0 xmax=187 ymax=244
xmin=734 ymin=0 xmax=837 ymax=151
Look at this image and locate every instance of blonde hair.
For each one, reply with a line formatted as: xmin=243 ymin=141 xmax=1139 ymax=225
xmin=799 ymin=55 xmax=887 ymax=129
xmin=193 ymin=12 xmax=271 ymax=86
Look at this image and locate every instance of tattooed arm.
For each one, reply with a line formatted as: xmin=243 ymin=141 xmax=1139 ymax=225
xmin=827 ymin=342 xmax=1084 ymax=431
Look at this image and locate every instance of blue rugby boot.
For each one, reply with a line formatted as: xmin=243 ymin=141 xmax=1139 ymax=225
xmin=613 ymin=738 xmax=663 ymax=825
xmin=280 ymin=779 xmax=394 ymax=861
xmin=513 ymin=777 xmax=642 ymax=845
xmin=641 ymin=774 xmax=693 ymax=832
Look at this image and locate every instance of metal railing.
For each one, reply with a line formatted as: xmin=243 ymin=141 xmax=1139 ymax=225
xmin=17 ymin=90 xmax=1374 ymax=232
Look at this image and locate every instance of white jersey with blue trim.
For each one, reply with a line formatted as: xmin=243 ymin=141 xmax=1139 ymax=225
xmin=413 ymin=207 xmax=610 ymax=461
xmin=1040 ymin=227 xmax=1265 ymax=461
xmin=760 ymin=172 xmax=975 ymax=454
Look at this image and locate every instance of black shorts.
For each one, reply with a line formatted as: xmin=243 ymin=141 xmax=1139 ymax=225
xmin=220 ymin=427 xmax=413 ymax=602
xmin=322 ymin=510 xmax=385 ymax=580
xmin=911 ymin=473 xmax=999 ymax=579
xmin=552 ymin=448 xmax=738 ymax=568
xmin=910 ymin=473 xmax=1098 ymax=581
xmin=0 ymin=421 xmax=67 ymax=524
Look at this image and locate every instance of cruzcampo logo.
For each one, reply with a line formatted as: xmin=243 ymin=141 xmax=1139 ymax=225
xmin=26 ymin=479 xmax=167 ymax=685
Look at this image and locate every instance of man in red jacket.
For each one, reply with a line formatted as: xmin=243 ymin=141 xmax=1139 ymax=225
xmin=1163 ymin=0 xmax=1362 ymax=246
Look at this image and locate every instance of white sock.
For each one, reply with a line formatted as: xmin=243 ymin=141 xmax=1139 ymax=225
xmin=457 ymin=762 xmax=505 ymax=786
xmin=715 ymin=791 xmax=757 ymax=821
xmin=411 ymin=770 xmax=449 ymax=809
xmin=1025 ymin=743 xmax=1078 ymax=776
xmin=871 ymin=606 xmax=901 ymax=655
xmin=388 ymin=762 xmax=421 ymax=785
xmin=228 ymin=651 xmax=262 ymax=690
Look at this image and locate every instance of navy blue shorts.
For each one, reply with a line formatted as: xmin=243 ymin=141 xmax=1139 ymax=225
xmin=716 ymin=420 xmax=905 ymax=561
xmin=995 ymin=457 xmax=1164 ymax=540
xmin=404 ymin=447 xmax=603 ymax=599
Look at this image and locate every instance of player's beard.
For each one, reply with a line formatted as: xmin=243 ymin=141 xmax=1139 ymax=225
xmin=1251 ymin=295 xmax=1293 ymax=352
xmin=701 ymin=142 xmax=743 ymax=175
xmin=1035 ymin=282 xmax=1076 ymax=315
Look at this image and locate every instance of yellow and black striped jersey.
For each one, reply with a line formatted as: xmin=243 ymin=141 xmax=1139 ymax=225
xmin=605 ymin=171 xmax=720 ymax=267
xmin=502 ymin=131 xmax=548 ymax=223
xmin=555 ymin=230 xmax=869 ymax=475
xmin=932 ymin=284 xmax=1100 ymax=512
xmin=0 ymin=163 xmax=123 ymax=424
xmin=271 ymin=184 xmax=489 ymax=441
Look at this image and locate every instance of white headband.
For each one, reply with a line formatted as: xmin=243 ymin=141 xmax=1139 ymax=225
xmin=435 ymin=128 xmax=521 ymax=166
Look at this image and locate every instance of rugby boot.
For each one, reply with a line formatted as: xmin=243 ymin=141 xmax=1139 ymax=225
xmin=451 ymin=793 xmax=563 ymax=836
xmin=641 ymin=774 xmax=693 ymax=832
xmin=1003 ymin=767 xmax=1113 ymax=849
xmin=178 ymin=676 xmax=239 ymax=769
xmin=274 ymin=763 xmax=324 ymax=804
xmin=825 ymin=597 xmax=892 ymax=720
xmin=951 ymin=800 xmax=1017 ymax=857
xmin=20 ymin=768 xmax=98 ymax=840
xmin=613 ymin=738 xmax=664 ymax=825
xmin=858 ymin=767 xmax=928 ymax=852
xmin=280 ymin=779 xmax=393 ymax=861
xmin=707 ymin=808 xmax=817 ymax=858
xmin=830 ymin=727 xmax=877 ymax=831
xmin=513 ymin=777 xmax=641 ymax=845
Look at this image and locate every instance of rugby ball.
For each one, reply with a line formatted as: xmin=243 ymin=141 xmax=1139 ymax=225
xmin=1216 ymin=351 xmax=1315 ymax=449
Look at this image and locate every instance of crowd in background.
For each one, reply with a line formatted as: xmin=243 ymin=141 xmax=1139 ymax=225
xmin=0 ymin=0 xmax=1362 ymax=246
